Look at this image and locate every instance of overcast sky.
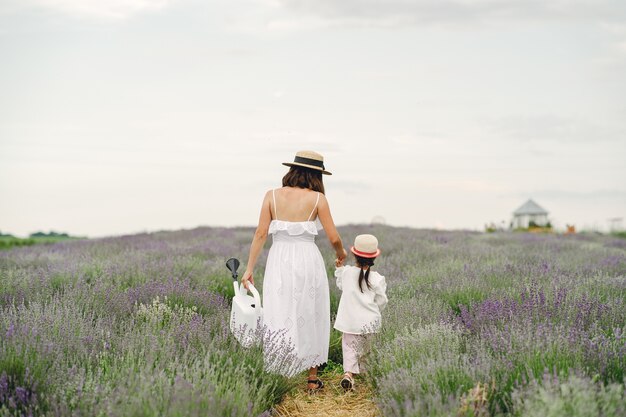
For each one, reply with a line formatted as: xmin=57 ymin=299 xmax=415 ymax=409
xmin=1 ymin=0 xmax=625 ymax=237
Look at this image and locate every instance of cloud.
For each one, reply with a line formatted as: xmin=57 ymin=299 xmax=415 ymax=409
xmin=247 ymin=131 xmax=346 ymax=155
xmin=3 ymin=0 xmax=179 ymax=19
xmin=616 ymin=40 xmax=626 ymax=53
xmin=487 ymin=114 xmax=626 ymax=144
xmin=273 ymin=0 xmax=626 ymax=28
xmin=504 ymin=188 xmax=626 ymax=202
xmin=414 ymin=178 xmax=506 ymax=193
xmin=330 ymin=179 xmax=372 ymax=194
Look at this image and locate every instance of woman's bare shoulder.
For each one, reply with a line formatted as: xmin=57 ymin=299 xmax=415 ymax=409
xmin=261 ymin=189 xmax=276 ymax=206
xmin=317 ymin=192 xmax=329 ymax=204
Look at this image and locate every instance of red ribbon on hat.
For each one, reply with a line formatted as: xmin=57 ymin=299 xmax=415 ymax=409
xmin=351 ymin=247 xmax=380 ymax=257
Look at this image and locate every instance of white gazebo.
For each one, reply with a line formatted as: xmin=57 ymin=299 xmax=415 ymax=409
xmin=512 ymin=199 xmax=549 ymax=229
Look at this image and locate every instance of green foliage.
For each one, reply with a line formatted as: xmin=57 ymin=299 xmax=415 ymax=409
xmin=49 ymin=274 xmax=72 ymax=292
xmin=0 ymin=237 xmax=36 ymax=249
xmin=0 ymin=232 xmax=83 ymax=250
xmin=204 ymin=273 xmax=235 ymax=300
xmin=319 ymin=358 xmax=343 ymax=375
xmin=0 ymin=344 xmax=52 ymax=414
xmin=508 ymin=374 xmax=626 ymax=417
xmin=612 ymin=231 xmax=626 ymax=239
xmin=327 ymin=328 xmax=343 ymax=365
xmin=368 ymin=322 xmax=479 ymax=399
xmin=29 ymin=231 xmax=70 ymax=238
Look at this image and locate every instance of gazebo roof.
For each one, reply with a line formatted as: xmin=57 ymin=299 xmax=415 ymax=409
xmin=513 ymin=199 xmax=548 ymax=215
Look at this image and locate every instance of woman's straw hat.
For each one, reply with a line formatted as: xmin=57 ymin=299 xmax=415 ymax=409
xmin=350 ymin=234 xmax=381 ymax=258
xmin=282 ymin=150 xmax=332 ymax=175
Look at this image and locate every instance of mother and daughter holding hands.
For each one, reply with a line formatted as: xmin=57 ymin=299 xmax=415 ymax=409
xmin=241 ymin=150 xmax=388 ymax=393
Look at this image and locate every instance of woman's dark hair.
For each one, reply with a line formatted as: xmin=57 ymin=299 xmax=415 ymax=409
xmin=354 ymin=254 xmax=375 ymax=293
xmin=282 ymin=166 xmax=325 ymax=194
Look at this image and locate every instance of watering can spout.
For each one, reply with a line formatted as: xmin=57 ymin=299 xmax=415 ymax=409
xmin=226 ymin=258 xmax=240 ymax=280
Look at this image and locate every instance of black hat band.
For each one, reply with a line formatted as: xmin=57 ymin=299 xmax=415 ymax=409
xmin=293 ymin=156 xmax=325 ymax=170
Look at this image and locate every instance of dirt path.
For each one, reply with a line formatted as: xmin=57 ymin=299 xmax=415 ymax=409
xmin=273 ymin=372 xmax=380 ymax=417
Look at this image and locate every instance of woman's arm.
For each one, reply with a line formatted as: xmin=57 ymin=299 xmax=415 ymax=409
xmin=317 ymin=193 xmax=347 ymax=263
xmin=241 ymin=190 xmax=272 ymax=289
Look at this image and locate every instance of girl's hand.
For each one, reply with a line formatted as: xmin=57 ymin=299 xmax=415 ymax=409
xmin=335 ymin=258 xmax=344 ymax=267
xmin=241 ymin=269 xmax=254 ymax=290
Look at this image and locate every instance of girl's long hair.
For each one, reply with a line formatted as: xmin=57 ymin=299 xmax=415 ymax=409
xmin=354 ymin=254 xmax=375 ymax=293
xmin=282 ymin=166 xmax=325 ymax=194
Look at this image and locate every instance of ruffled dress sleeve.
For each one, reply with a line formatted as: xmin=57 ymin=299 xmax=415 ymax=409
xmin=373 ymin=274 xmax=388 ymax=311
xmin=334 ymin=266 xmax=345 ymax=291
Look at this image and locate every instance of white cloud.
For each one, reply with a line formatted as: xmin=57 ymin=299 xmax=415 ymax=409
xmin=487 ymin=114 xmax=626 ymax=143
xmin=523 ymin=189 xmax=626 ymax=201
xmin=415 ymin=178 xmax=506 ymax=193
xmin=6 ymin=0 xmax=179 ymax=19
xmin=274 ymin=0 xmax=626 ymax=27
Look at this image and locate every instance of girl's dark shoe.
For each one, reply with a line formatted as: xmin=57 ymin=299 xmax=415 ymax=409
xmin=341 ymin=373 xmax=354 ymax=391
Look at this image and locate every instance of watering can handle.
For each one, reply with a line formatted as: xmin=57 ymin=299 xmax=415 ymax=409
xmin=239 ymin=282 xmax=262 ymax=313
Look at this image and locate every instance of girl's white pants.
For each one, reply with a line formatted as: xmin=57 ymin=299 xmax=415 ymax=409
xmin=342 ymin=332 xmax=370 ymax=374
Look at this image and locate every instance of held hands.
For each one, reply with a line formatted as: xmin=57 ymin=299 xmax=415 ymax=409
xmin=241 ymin=269 xmax=254 ymax=290
xmin=335 ymin=248 xmax=347 ymax=267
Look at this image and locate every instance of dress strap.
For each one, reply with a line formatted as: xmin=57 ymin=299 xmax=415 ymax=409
xmin=307 ymin=192 xmax=320 ymax=221
xmin=272 ymin=189 xmax=279 ymax=220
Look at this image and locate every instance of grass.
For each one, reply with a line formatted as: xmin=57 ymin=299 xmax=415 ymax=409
xmin=0 ymin=235 xmax=85 ymax=250
xmin=273 ymin=366 xmax=379 ymax=417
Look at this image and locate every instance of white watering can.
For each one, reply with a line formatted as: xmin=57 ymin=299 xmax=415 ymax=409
xmin=226 ymin=258 xmax=263 ymax=348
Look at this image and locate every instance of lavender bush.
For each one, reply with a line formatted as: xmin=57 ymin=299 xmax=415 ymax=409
xmin=508 ymin=372 xmax=626 ymax=417
xmin=342 ymin=227 xmax=626 ymax=416
xmin=1 ymin=227 xmax=292 ymax=416
xmin=1 ymin=225 xmax=625 ymax=416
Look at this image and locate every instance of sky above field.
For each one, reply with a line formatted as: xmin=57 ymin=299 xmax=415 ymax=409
xmin=1 ymin=0 xmax=625 ymax=237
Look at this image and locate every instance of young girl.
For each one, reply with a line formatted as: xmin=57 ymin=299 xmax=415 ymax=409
xmin=334 ymin=234 xmax=388 ymax=390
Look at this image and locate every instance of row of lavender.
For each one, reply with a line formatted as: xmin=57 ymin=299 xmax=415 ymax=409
xmin=1 ymin=226 xmax=625 ymax=416
xmin=0 ymin=227 xmax=289 ymax=416
xmin=343 ymin=226 xmax=625 ymax=416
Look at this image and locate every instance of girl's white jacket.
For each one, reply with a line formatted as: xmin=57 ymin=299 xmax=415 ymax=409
xmin=333 ymin=265 xmax=388 ymax=335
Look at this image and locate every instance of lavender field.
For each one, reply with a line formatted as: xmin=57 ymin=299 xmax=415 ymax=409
xmin=1 ymin=226 xmax=625 ymax=416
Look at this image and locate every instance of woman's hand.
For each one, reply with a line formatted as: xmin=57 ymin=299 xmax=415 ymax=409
xmin=336 ymin=248 xmax=347 ymax=265
xmin=335 ymin=258 xmax=344 ymax=267
xmin=241 ymin=269 xmax=254 ymax=290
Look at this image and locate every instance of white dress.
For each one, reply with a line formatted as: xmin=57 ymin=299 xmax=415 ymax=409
xmin=334 ymin=265 xmax=388 ymax=334
xmin=262 ymin=190 xmax=330 ymax=376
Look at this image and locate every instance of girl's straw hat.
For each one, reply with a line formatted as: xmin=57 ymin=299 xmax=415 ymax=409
xmin=350 ymin=234 xmax=381 ymax=258
xmin=282 ymin=150 xmax=332 ymax=175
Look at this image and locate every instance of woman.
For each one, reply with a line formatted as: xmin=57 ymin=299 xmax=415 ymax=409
xmin=241 ymin=150 xmax=347 ymax=391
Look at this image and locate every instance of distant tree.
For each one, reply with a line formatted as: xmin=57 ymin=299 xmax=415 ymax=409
xmin=29 ymin=231 xmax=71 ymax=238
